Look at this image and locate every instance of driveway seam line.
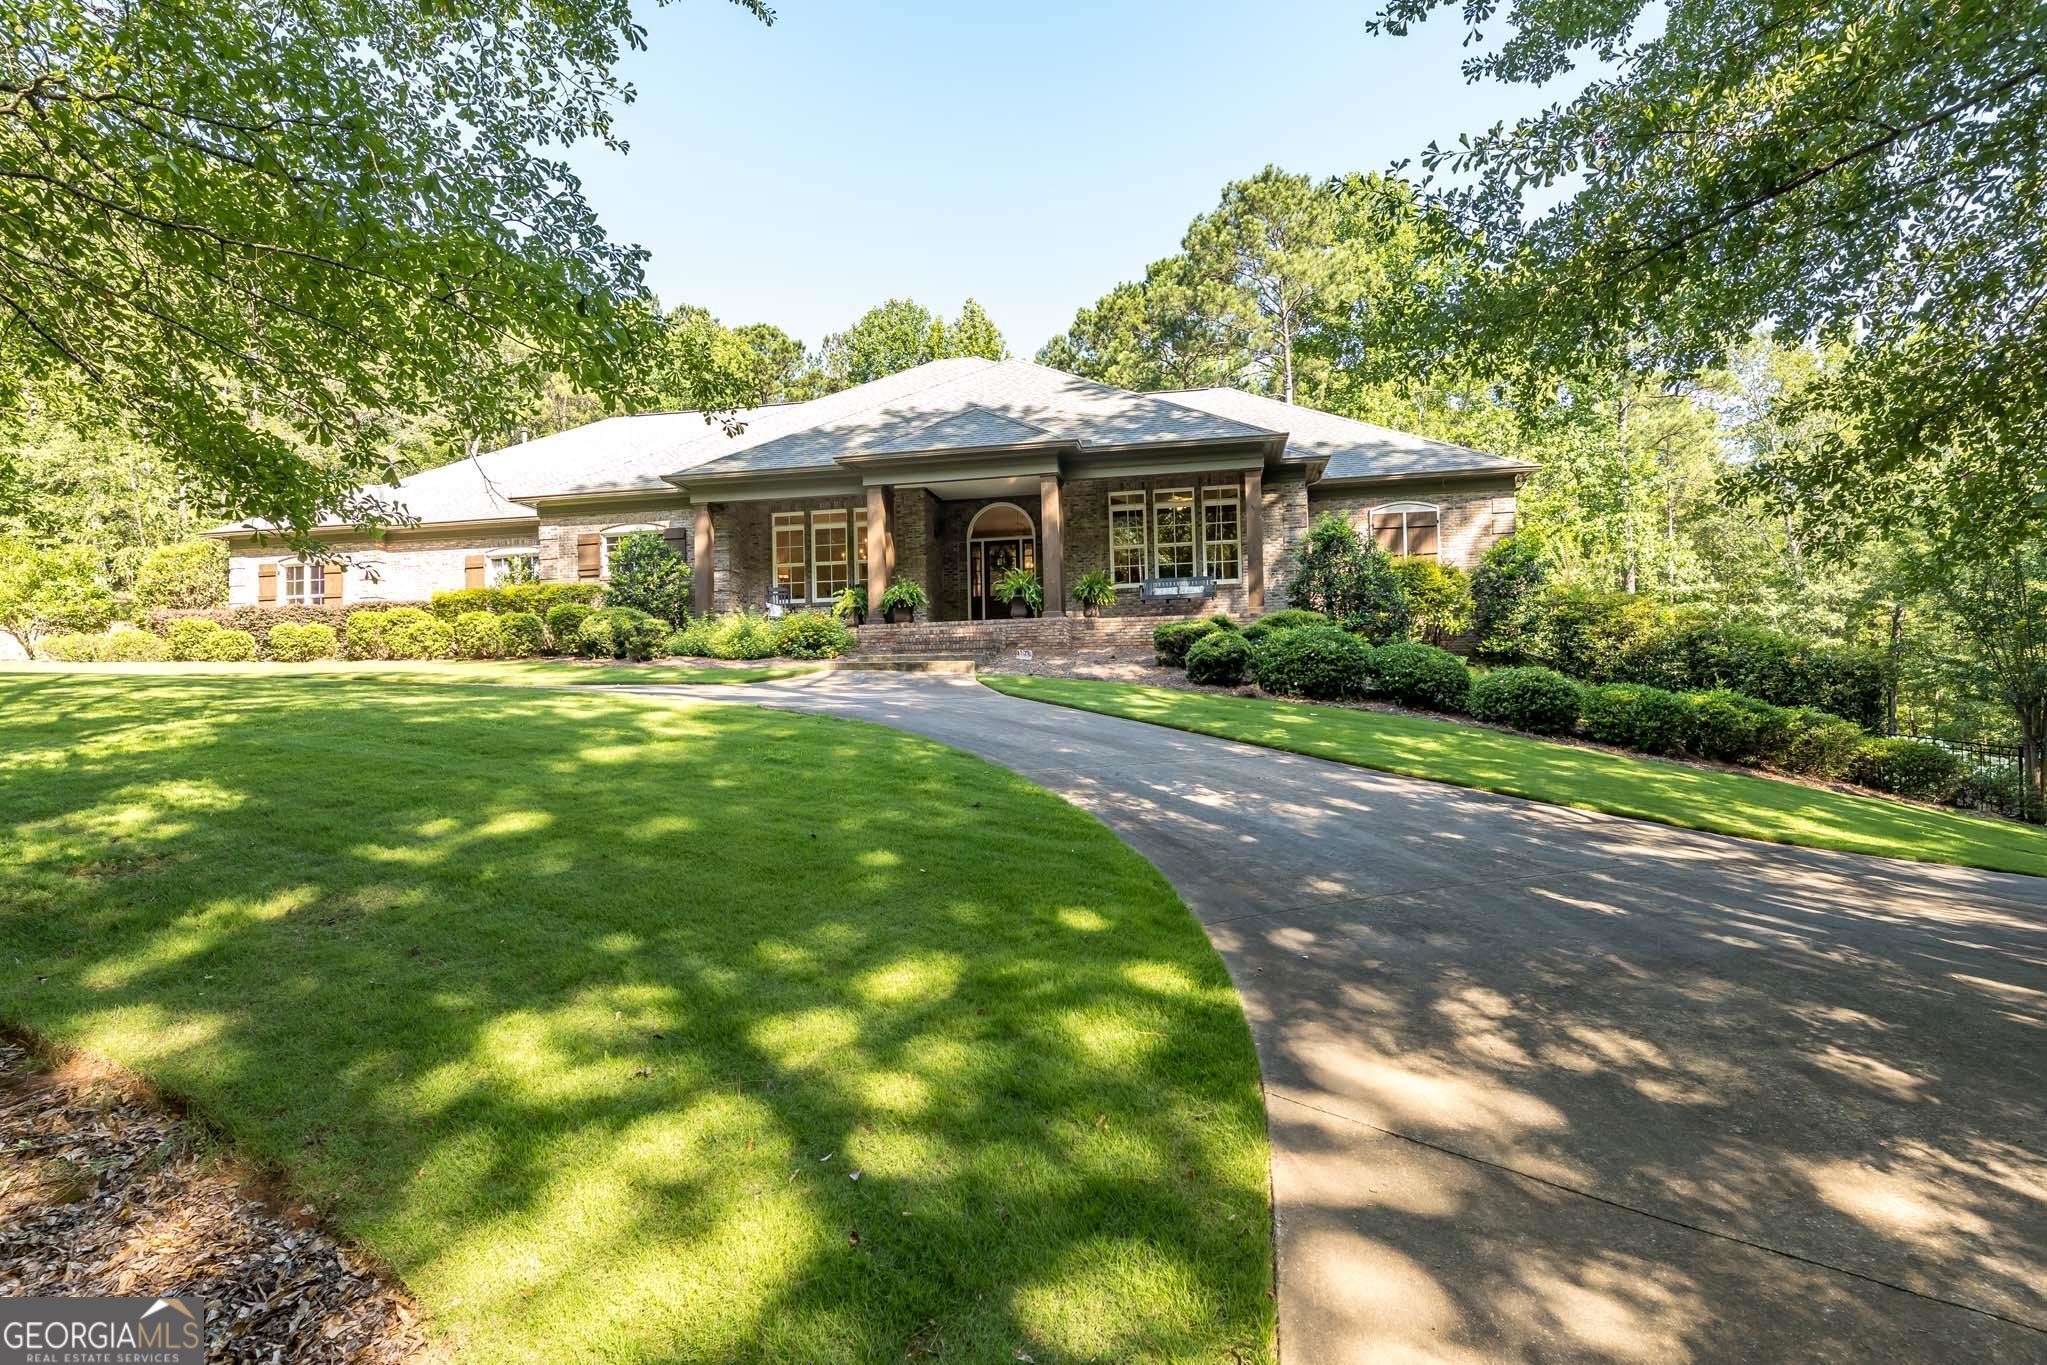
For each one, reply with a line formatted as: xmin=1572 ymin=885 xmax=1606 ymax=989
xmin=1265 ymin=1089 xmax=2047 ymax=1337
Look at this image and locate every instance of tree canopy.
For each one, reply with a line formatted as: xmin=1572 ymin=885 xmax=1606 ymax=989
xmin=806 ymin=297 xmax=1008 ymax=394
xmin=0 ymin=0 xmax=773 ymax=538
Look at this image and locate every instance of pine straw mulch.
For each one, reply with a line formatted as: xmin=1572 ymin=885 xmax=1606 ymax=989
xmin=0 ymin=1036 xmax=446 ymax=1364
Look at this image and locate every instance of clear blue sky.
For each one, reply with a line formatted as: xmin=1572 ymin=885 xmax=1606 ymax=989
xmin=566 ymin=0 xmax=1580 ymax=357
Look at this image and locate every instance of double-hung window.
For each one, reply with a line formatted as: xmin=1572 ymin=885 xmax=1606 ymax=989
xmin=283 ymin=560 xmax=324 ymax=605
xmin=1108 ymin=491 xmax=1147 ymax=586
xmin=1371 ymin=504 xmax=1441 ymax=558
xmin=1202 ymin=487 xmax=1241 ymax=581
xmin=600 ymin=524 xmax=660 ymax=578
xmin=487 ymin=551 xmax=538 ymax=586
xmin=772 ymin=513 xmax=807 ymax=602
xmin=1153 ymin=488 xmax=1195 ymax=578
xmin=811 ymin=511 xmax=850 ymax=602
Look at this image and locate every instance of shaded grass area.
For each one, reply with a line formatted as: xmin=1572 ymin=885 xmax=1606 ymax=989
xmin=0 ymin=659 xmax=817 ymax=686
xmin=0 ymin=674 xmax=1272 ymax=1363
xmin=984 ymin=674 xmax=2047 ymax=879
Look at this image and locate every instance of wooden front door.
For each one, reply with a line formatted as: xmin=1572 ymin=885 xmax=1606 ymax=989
xmin=970 ymin=537 xmax=1032 ymax=620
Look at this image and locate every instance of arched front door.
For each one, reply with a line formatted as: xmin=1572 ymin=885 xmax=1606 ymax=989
xmin=966 ymin=502 xmax=1037 ymax=621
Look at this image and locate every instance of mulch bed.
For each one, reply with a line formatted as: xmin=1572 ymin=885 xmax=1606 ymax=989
xmin=0 ymin=1036 xmax=442 ymax=1363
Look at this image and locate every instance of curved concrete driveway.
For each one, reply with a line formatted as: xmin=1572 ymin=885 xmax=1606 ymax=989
xmin=639 ymin=672 xmax=2047 ymax=1363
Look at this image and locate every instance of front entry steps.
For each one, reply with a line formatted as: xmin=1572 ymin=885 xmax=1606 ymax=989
xmin=825 ymin=657 xmax=977 ymax=675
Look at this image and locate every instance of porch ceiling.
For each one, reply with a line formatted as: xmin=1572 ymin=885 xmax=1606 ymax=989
xmin=907 ymin=474 xmax=1043 ymax=501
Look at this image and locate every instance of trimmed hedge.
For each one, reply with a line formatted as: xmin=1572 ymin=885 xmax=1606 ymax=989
xmin=1368 ymin=641 xmax=1470 ymax=713
xmin=710 ymin=612 xmax=780 ymax=661
xmin=267 ymin=622 xmax=338 ymax=662
xmin=1251 ymin=626 xmax=1373 ymax=701
xmin=1851 ymin=737 xmax=1966 ymax=802
xmin=40 ymin=630 xmax=172 ymax=662
xmin=578 ymin=606 xmax=665 ymax=661
xmin=453 ymin=611 xmax=507 ymax=659
xmin=775 ymin=611 xmax=853 ymax=659
xmin=1154 ymin=617 xmax=1236 ymax=668
xmin=666 ymin=619 xmax=716 ymax=658
xmin=1468 ymin=667 xmax=1582 ymax=735
xmin=1778 ymin=708 xmax=1866 ymax=779
xmin=501 ymin=611 xmax=546 ymax=657
xmin=149 ymin=602 xmax=428 ymax=638
xmin=343 ymin=610 xmax=389 ymax=660
xmin=1686 ymin=689 xmax=1772 ymax=764
xmin=1185 ymin=631 xmax=1253 ymax=687
xmin=427 ymin=583 xmax=602 ymax=621
xmin=380 ymin=607 xmax=454 ymax=661
xmin=544 ymin=602 xmax=594 ymax=653
xmin=1581 ymin=683 xmax=1695 ymax=757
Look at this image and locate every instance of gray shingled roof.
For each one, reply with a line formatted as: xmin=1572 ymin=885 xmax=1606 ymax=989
xmin=858 ymin=405 xmax=1063 ymax=455
xmin=1160 ymin=387 xmax=1533 ymax=480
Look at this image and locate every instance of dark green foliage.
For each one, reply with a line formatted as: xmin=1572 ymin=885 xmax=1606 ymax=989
xmin=579 ymin=606 xmax=665 ymax=662
xmin=1391 ymin=558 xmax=1474 ymax=646
xmin=1685 ymin=689 xmax=1775 ymax=764
xmin=429 ymin=584 xmax=602 ymax=622
xmin=605 ymin=533 xmax=693 ymax=626
xmin=453 ymin=611 xmax=507 ymax=659
xmin=1470 ymin=536 xmax=1548 ymax=663
xmin=1777 ymin=709 xmax=1869 ymax=779
xmin=343 ymin=610 xmax=388 ymax=660
xmin=1468 ymin=667 xmax=1582 ymax=735
xmin=1154 ymin=618 xmax=1234 ymax=668
xmin=1851 ymin=738 xmax=1966 ymax=803
xmin=1799 ymin=645 xmax=1890 ymax=732
xmin=1185 ymin=631 xmax=1253 ymax=687
xmin=1251 ymin=626 xmax=1374 ymax=701
xmin=500 ymin=612 xmax=546 ymax=657
xmin=150 ymin=602 xmax=423 ymax=638
xmin=1253 ymin=608 xmax=1330 ymax=633
xmin=774 ymin=611 xmax=854 ymax=659
xmin=1580 ymin=683 xmax=1695 ymax=756
xmin=544 ymin=602 xmax=594 ymax=652
xmin=1530 ymin=586 xmax=1664 ymax=683
xmin=266 ymin=622 xmax=338 ymax=662
xmin=1617 ymin=619 xmax=1890 ymax=729
xmin=380 ymin=608 xmax=453 ymax=661
xmin=1288 ymin=514 xmax=1410 ymax=642
xmin=1368 ymin=641 xmax=1471 ymax=712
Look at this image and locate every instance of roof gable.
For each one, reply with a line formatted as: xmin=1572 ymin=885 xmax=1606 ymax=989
xmin=1160 ymin=387 xmax=1533 ymax=480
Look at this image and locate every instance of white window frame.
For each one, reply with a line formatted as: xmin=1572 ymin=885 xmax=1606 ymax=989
xmin=485 ymin=548 xmax=539 ymax=587
xmin=1108 ymin=489 xmax=1148 ymax=588
xmin=1201 ymin=486 xmax=1242 ymax=582
xmin=772 ymin=512 xmax=807 ymax=603
xmin=852 ymin=507 xmax=868 ymax=588
xmin=1153 ymin=487 xmax=1196 ymax=579
xmin=598 ymin=523 xmax=661 ymax=578
xmin=810 ymin=510 xmax=851 ymax=604
xmin=1368 ymin=502 xmax=1442 ymax=559
xmin=282 ymin=560 xmax=324 ymax=606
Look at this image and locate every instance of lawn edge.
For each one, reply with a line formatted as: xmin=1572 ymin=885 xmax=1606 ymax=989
xmin=980 ymin=674 xmax=2047 ymax=882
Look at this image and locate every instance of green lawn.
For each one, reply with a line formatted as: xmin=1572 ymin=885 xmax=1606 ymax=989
xmin=984 ymin=674 xmax=2047 ymax=879
xmin=0 ymin=658 xmax=817 ymax=685
xmin=0 ymin=673 xmax=1272 ymax=1363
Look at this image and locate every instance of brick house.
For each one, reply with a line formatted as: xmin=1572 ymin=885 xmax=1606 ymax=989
xmin=211 ymin=359 xmax=1533 ymax=622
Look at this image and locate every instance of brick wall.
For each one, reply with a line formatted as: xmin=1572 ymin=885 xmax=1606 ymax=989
xmin=1304 ymin=476 xmax=1519 ymax=572
xmin=536 ymin=504 xmax=689 ymax=586
xmin=707 ymin=494 xmax=876 ymax=615
xmin=227 ymin=531 xmax=538 ymax=606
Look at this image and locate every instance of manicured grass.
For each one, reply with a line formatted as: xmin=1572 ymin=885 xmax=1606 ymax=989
xmin=0 ymin=673 xmax=1272 ymax=1363
xmin=984 ymin=674 xmax=2047 ymax=879
xmin=0 ymin=658 xmax=817 ymax=685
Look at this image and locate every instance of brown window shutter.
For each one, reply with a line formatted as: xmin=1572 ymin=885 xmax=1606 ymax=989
xmin=1408 ymin=511 xmax=1440 ymax=557
xmin=662 ymin=524 xmax=692 ymax=565
xmin=323 ymin=564 xmax=345 ymax=602
xmin=257 ymin=561 xmax=277 ymax=604
xmin=1371 ymin=514 xmax=1403 ymax=554
xmin=577 ymin=534 xmax=602 ymax=579
xmin=465 ymin=554 xmax=486 ymax=589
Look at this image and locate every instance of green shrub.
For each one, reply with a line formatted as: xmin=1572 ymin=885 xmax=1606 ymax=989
xmin=1470 ymin=535 xmax=1549 ymax=663
xmin=711 ymin=612 xmax=781 ymax=661
xmin=1256 ymin=608 xmax=1329 ymax=633
xmin=578 ymin=606 xmax=665 ymax=661
xmin=1468 ymin=667 xmax=1583 ymax=735
xmin=1617 ymin=620 xmax=1890 ymax=730
xmin=1368 ymin=641 xmax=1471 ymax=712
xmin=380 ymin=607 xmax=453 ymax=660
xmin=1251 ymin=626 xmax=1373 ymax=701
xmin=500 ymin=611 xmax=545 ymax=657
xmin=1580 ymin=683 xmax=1696 ymax=756
xmin=1850 ymin=737 xmax=1966 ymax=802
xmin=343 ymin=610 xmax=389 ymax=660
xmin=1776 ymin=708 xmax=1868 ymax=778
xmin=99 ymin=630 xmax=171 ymax=662
xmin=605 ymin=532 xmax=692 ymax=626
xmin=453 ymin=611 xmax=506 ymax=659
xmin=545 ymin=602 xmax=594 ymax=653
xmin=1532 ymin=586 xmax=1668 ymax=683
xmin=1391 ymin=557 xmax=1474 ymax=646
xmin=1071 ymin=570 xmax=1116 ymax=612
xmin=775 ymin=611 xmax=853 ymax=659
xmin=1686 ymin=689 xmax=1773 ymax=764
xmin=1154 ymin=618 xmax=1233 ymax=668
xmin=1954 ymin=768 xmax=2024 ymax=818
xmin=667 ymin=619 xmax=717 ymax=658
xmin=134 ymin=540 xmax=228 ymax=610
xmin=1800 ymin=644 xmax=1889 ymax=731
xmin=205 ymin=628 xmax=257 ymax=662
xmin=267 ymin=622 xmax=338 ymax=662
xmin=1185 ymin=630 xmax=1253 ymax=686
xmin=1290 ymin=513 xmax=1410 ymax=641
xmin=430 ymin=583 xmax=604 ymax=621
xmin=40 ymin=632 xmax=102 ymax=661
xmin=168 ymin=617 xmax=223 ymax=661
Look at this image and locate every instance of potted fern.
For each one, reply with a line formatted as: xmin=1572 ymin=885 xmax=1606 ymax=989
xmin=1071 ymin=570 xmax=1115 ymax=618
xmin=831 ymin=585 xmax=866 ymax=625
xmin=993 ymin=566 xmax=1044 ymax=618
xmin=878 ymin=580 xmax=928 ymax=625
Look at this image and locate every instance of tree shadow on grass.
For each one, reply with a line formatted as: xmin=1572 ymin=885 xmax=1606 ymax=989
xmin=0 ymin=674 xmax=1273 ymax=1363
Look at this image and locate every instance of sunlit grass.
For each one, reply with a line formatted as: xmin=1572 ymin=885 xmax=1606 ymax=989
xmin=0 ymin=658 xmax=817 ymax=685
xmin=983 ymin=675 xmax=2047 ymax=879
xmin=0 ymin=673 xmax=1272 ymax=1363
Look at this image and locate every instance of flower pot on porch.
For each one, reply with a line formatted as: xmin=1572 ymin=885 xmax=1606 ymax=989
xmin=886 ymin=606 xmax=915 ymax=625
xmin=1008 ymin=598 xmax=1033 ymax=619
xmin=1081 ymin=604 xmax=1101 ymax=619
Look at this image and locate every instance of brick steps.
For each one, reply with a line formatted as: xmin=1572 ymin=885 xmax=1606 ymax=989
xmin=851 ymin=617 xmax=1162 ymax=663
xmin=826 ymin=657 xmax=977 ymax=675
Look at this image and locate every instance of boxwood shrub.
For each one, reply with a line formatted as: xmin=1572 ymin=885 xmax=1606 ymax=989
xmin=1185 ymin=630 xmax=1253 ymax=686
xmin=1580 ymin=683 xmax=1696 ymax=756
xmin=666 ymin=619 xmax=717 ymax=658
xmin=428 ymin=583 xmax=602 ymax=621
xmin=1154 ymin=618 xmax=1235 ymax=668
xmin=207 ymin=628 xmax=257 ymax=662
xmin=500 ymin=611 xmax=546 ymax=657
xmin=544 ymin=602 xmax=594 ymax=653
xmin=380 ymin=607 xmax=453 ymax=660
xmin=1685 ymin=689 xmax=1776 ymax=764
xmin=41 ymin=631 xmax=173 ymax=662
xmin=775 ymin=611 xmax=853 ymax=659
xmin=453 ymin=611 xmax=507 ymax=659
xmin=343 ymin=610 xmax=388 ymax=660
xmin=267 ymin=622 xmax=338 ymax=662
xmin=168 ymin=617 xmax=224 ymax=661
xmin=40 ymin=633 xmax=102 ymax=662
xmin=1368 ymin=641 xmax=1471 ymax=713
xmin=578 ymin=606 xmax=665 ymax=661
xmin=1468 ymin=667 xmax=1582 ymax=735
xmin=710 ymin=612 xmax=780 ymax=661
xmin=1851 ymin=737 xmax=1966 ymax=802
xmin=1251 ymin=626 xmax=1373 ymax=701
xmin=1777 ymin=708 xmax=1867 ymax=778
